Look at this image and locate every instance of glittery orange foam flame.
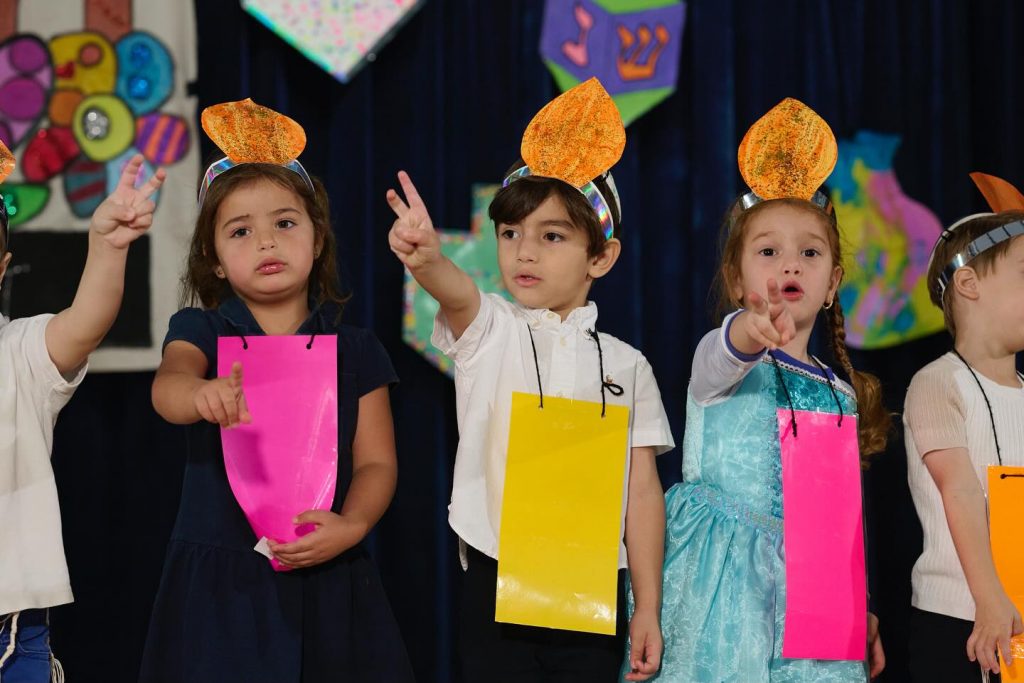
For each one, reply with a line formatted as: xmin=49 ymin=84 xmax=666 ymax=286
xmin=521 ymin=78 xmax=625 ymax=188
xmin=0 ymin=139 xmax=14 ymax=184
xmin=201 ymin=98 xmax=306 ymax=164
xmin=738 ymin=98 xmax=837 ymax=201
xmin=969 ymin=172 xmax=1024 ymax=213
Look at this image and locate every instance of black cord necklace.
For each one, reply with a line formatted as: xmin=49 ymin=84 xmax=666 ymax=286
xmin=950 ymin=349 xmax=1024 ymax=468
xmin=525 ymin=322 xmax=624 ymax=418
xmin=769 ymin=350 xmax=845 ymax=437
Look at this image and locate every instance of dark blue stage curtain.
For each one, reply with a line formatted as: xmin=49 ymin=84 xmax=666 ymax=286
xmin=46 ymin=1 xmax=1024 ymax=681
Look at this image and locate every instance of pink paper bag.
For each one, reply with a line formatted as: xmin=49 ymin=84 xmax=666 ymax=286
xmin=218 ymin=334 xmax=338 ymax=571
xmin=778 ymin=409 xmax=866 ymax=660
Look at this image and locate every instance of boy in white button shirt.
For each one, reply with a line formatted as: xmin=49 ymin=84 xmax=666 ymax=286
xmin=386 ymin=80 xmax=674 ymax=683
xmin=905 ymin=202 xmax=1024 ymax=682
xmin=0 ymin=150 xmax=164 ymax=681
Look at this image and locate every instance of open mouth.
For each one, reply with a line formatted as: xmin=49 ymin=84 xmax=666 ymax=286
xmin=781 ymin=281 xmax=803 ymax=300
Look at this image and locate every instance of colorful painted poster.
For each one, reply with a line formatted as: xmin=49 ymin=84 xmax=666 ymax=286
xmin=241 ymin=0 xmax=424 ymax=84
xmin=540 ymin=0 xmax=685 ymax=125
xmin=403 ymin=183 xmax=510 ymax=377
xmin=828 ymin=131 xmax=945 ymax=349
xmin=0 ymin=0 xmax=197 ymax=371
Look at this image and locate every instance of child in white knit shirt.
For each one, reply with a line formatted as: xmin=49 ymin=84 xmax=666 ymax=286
xmin=905 ymin=210 xmax=1024 ymax=682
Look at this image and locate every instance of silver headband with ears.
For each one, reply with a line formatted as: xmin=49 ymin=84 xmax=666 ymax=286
xmin=928 ymin=213 xmax=1024 ymax=294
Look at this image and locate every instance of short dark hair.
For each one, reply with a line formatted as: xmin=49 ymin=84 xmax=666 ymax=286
xmin=488 ymin=160 xmax=621 ymax=258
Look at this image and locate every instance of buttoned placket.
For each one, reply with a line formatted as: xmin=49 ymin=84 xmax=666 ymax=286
xmin=548 ymin=313 xmax=579 ymax=400
xmin=525 ymin=308 xmax=596 ymax=402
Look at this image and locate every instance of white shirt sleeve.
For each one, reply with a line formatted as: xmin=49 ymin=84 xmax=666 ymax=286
xmin=905 ymin=365 xmax=968 ymax=457
xmin=631 ymin=354 xmax=675 ymax=455
xmin=7 ymin=314 xmax=87 ymax=416
xmin=431 ymin=290 xmax=508 ymax=371
xmin=689 ymin=310 xmax=765 ymax=405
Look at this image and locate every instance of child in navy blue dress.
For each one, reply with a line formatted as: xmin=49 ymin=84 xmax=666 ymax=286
xmin=140 ymin=101 xmax=413 ymax=683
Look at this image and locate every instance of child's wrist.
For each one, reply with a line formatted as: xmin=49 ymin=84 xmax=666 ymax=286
xmin=972 ymin=582 xmax=1009 ymax=608
xmin=406 ymin=260 xmax=433 ymax=275
xmin=407 ymin=251 xmax=444 ymax=274
xmin=339 ymin=511 xmax=371 ymax=539
xmin=631 ymin=599 xmax=661 ymax=616
xmin=189 ymin=378 xmax=209 ymax=404
xmin=728 ymin=311 xmax=766 ymax=356
xmin=87 ymin=226 xmax=127 ymax=252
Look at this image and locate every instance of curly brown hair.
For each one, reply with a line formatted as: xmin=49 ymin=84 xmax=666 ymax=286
xmin=925 ymin=210 xmax=1024 ymax=339
xmin=181 ymin=163 xmax=349 ymax=312
xmin=715 ymin=197 xmax=892 ymax=462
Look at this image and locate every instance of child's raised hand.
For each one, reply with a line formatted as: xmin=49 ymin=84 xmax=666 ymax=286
xmin=386 ymin=171 xmax=441 ymax=271
xmin=192 ymin=361 xmax=251 ymax=429
xmin=968 ymin=589 xmax=1024 ymax=674
xmin=91 ymin=154 xmax=166 ymax=249
xmin=743 ymin=278 xmax=796 ymax=350
xmin=624 ymin=608 xmax=662 ymax=681
xmin=268 ymin=510 xmax=367 ymax=569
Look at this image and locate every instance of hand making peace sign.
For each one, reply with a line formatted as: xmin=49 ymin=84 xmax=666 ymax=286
xmin=90 ymin=154 xmax=167 ymax=249
xmin=386 ymin=171 xmax=441 ymax=271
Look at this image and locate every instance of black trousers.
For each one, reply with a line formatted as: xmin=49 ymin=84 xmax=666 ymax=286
xmin=459 ymin=547 xmax=628 ymax=683
xmin=908 ymin=607 xmax=999 ymax=683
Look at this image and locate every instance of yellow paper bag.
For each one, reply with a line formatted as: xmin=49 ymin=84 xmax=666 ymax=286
xmin=989 ymin=466 xmax=1024 ymax=681
xmin=496 ymin=391 xmax=630 ymax=635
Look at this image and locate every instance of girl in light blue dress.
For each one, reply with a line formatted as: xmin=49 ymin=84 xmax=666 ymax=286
xmin=624 ymin=100 xmax=891 ymax=683
xmin=632 ymin=191 xmax=890 ymax=682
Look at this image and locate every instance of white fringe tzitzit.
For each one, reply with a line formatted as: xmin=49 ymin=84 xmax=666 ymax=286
xmin=0 ymin=611 xmax=21 ymax=677
xmin=50 ymin=653 xmax=65 ymax=683
xmin=0 ymin=612 xmax=62 ymax=682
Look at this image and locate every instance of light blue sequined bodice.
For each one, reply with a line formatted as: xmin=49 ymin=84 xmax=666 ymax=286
xmin=682 ymin=356 xmax=857 ymax=520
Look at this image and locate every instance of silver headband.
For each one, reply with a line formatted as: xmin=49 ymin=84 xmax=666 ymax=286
xmin=731 ymin=189 xmax=833 ymax=225
xmin=197 ymin=156 xmax=314 ymax=207
xmin=502 ymin=165 xmax=621 ymax=240
xmin=931 ymin=215 xmax=1024 ymax=294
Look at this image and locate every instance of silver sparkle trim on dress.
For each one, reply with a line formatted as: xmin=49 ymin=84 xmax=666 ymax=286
xmin=689 ymin=483 xmax=783 ymax=534
xmin=764 ymin=353 xmax=856 ymax=401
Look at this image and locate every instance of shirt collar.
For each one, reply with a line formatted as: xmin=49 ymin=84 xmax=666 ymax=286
xmin=515 ymin=300 xmax=599 ymax=332
xmin=216 ymin=295 xmax=335 ymax=335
